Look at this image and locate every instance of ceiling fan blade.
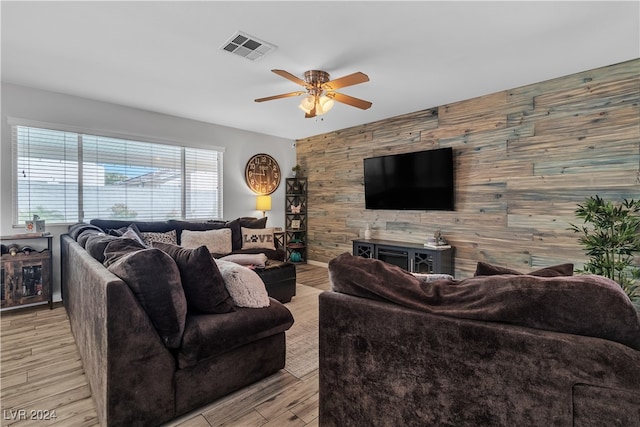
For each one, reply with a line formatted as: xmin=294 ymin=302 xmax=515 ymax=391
xmin=322 ymin=72 xmax=369 ymax=90
xmin=271 ymin=69 xmax=307 ymax=87
xmin=255 ymin=91 xmax=306 ymax=103
xmin=329 ymin=92 xmax=373 ymax=110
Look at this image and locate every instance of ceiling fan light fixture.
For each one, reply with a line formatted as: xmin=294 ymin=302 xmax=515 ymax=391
xmin=298 ymin=104 xmax=310 ymax=114
xmin=256 ymin=69 xmax=371 ymax=118
xmin=299 ymin=95 xmax=315 ymax=113
xmin=319 ymin=95 xmax=334 ymax=113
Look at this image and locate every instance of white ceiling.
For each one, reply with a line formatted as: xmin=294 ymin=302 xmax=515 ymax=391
xmin=2 ymin=1 xmax=639 ymax=141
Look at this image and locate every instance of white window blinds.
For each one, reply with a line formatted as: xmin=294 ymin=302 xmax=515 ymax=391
xmin=12 ymin=123 xmax=223 ymax=225
xmin=82 ymin=135 xmax=183 ymax=221
xmin=184 ymin=147 xmax=222 ymax=219
xmin=13 ymin=126 xmax=80 ymax=224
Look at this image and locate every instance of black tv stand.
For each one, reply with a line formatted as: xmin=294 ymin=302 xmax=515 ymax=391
xmin=353 ymin=239 xmax=454 ymax=276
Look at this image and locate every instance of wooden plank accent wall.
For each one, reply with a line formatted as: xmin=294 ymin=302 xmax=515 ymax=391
xmin=295 ymin=59 xmax=640 ymax=278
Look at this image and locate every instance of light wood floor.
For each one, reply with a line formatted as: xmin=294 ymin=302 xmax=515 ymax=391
xmin=0 ymin=263 xmax=330 ymax=427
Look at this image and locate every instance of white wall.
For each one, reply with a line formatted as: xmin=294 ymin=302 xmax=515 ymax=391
xmin=1 ymin=83 xmax=296 ymax=302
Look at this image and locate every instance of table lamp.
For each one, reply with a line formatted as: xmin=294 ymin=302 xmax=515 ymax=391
xmin=256 ymin=195 xmax=272 ymax=218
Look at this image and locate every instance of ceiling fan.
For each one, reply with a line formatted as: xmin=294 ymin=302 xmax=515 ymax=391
xmin=255 ymin=69 xmax=372 ymax=118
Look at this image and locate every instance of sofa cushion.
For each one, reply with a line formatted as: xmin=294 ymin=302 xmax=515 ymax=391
xmin=181 ymin=228 xmax=232 ymax=256
xmin=177 ymin=300 xmax=294 ymax=368
xmin=89 ymin=219 xmax=174 ymax=233
xmin=215 ymin=259 xmax=270 ymax=308
xmin=152 ymin=241 xmax=235 ymax=314
xmin=220 ymin=253 xmax=268 ymax=268
xmin=103 ymin=237 xmax=147 ymax=268
xmin=241 ymin=227 xmax=275 ymax=251
xmin=68 ymin=222 xmax=104 ymax=240
xmin=328 ymin=253 xmax=640 ymax=350
xmin=77 ymin=229 xmax=103 ymax=248
xmin=474 ymin=261 xmax=574 ymax=277
xmin=84 ymin=234 xmax=120 ymax=263
xmin=107 ymin=248 xmax=187 ymax=349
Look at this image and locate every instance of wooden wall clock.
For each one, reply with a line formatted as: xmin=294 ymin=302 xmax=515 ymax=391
xmin=245 ymin=153 xmax=281 ymax=195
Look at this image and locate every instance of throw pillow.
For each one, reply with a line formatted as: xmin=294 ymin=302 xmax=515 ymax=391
xmin=167 ymin=219 xmax=227 ymax=245
xmin=474 ymin=261 xmax=574 ymax=277
xmin=103 ymin=237 xmax=147 ymax=268
xmin=239 ymin=216 xmax=268 ymax=228
xmin=140 ymin=230 xmax=177 ymax=246
xmin=107 ymin=248 xmax=187 ymax=349
xmin=68 ymin=222 xmax=104 ymax=240
xmin=241 ymin=227 xmax=275 ymax=250
xmin=121 ymin=225 xmax=147 ymax=246
xmin=77 ymin=229 xmax=103 ymax=248
xmin=84 ymin=234 xmax=119 ymax=263
xmin=181 ymin=228 xmax=232 ymax=255
xmin=220 ymin=253 xmax=268 ymax=268
xmin=229 ymin=217 xmax=268 ymax=250
xmin=105 ymin=223 xmax=147 ymax=246
xmin=412 ymin=273 xmax=455 ymax=283
xmin=224 ymin=218 xmax=243 ymax=250
xmin=215 ymin=259 xmax=270 ymax=308
xmin=152 ymin=241 xmax=235 ymax=314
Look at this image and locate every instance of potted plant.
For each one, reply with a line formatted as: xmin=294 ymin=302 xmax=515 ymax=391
xmin=570 ymin=195 xmax=640 ymax=308
xmin=291 ymin=164 xmax=301 ymax=178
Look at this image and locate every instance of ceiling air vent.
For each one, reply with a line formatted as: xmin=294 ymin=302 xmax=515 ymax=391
xmin=220 ymin=31 xmax=276 ymax=61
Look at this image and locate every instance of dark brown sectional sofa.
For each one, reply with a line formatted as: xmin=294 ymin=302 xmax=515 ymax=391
xmin=319 ymin=253 xmax=640 ymax=427
xmin=86 ymin=217 xmax=297 ymax=303
xmin=60 ymin=218 xmax=296 ymax=426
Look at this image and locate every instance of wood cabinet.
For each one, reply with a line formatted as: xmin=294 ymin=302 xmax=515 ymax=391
xmin=353 ymin=239 xmax=454 ymax=276
xmin=285 ymin=177 xmax=307 ymax=263
xmin=1 ymin=234 xmax=53 ymax=311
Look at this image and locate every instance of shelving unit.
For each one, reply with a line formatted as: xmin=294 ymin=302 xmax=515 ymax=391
xmin=1 ymin=233 xmax=53 ymax=311
xmin=285 ymin=177 xmax=307 ymax=263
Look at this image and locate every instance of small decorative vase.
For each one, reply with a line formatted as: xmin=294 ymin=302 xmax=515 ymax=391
xmin=364 ymin=224 xmax=372 ymax=240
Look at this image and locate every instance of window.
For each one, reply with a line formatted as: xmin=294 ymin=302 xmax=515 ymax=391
xmin=12 ymin=123 xmax=223 ymax=225
xmin=14 ymin=126 xmax=79 ymax=224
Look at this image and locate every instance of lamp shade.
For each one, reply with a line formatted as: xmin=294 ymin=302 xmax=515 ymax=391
xmin=299 ymin=95 xmax=315 ymax=114
xmin=256 ymin=195 xmax=272 ymax=212
xmin=318 ymin=95 xmax=334 ymax=113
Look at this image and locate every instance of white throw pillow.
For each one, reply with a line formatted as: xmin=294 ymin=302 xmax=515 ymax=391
xmin=215 ymin=259 xmax=270 ymax=308
xmin=412 ymin=273 xmax=454 ymax=283
xmin=241 ymin=227 xmax=275 ymax=250
xmin=181 ymin=228 xmax=232 ymax=255
xmin=220 ymin=253 xmax=268 ymax=268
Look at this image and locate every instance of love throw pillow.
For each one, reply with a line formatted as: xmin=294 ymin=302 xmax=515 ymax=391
xmin=241 ymin=227 xmax=275 ymax=250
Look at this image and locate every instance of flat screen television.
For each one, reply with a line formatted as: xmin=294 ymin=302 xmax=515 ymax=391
xmin=363 ymin=147 xmax=454 ymax=211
